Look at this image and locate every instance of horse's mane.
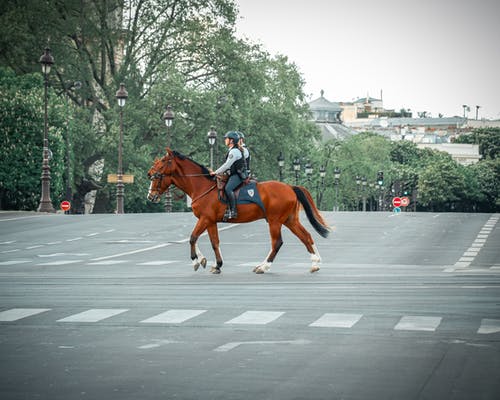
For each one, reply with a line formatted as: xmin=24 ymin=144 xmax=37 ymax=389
xmin=172 ymin=150 xmax=212 ymax=179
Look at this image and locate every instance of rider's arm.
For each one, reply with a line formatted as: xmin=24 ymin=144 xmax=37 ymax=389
xmin=214 ymin=148 xmax=242 ymax=174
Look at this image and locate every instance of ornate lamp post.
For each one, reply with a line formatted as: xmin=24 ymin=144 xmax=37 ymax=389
xmin=115 ymin=83 xmax=128 ymax=214
xmin=293 ymin=158 xmax=301 ymax=185
xmin=162 ymin=105 xmax=174 ymax=212
xmin=355 ymin=176 xmax=361 ymax=211
xmin=317 ymin=165 xmax=326 ymax=209
xmin=37 ymin=48 xmax=56 ymax=213
xmin=362 ymin=176 xmax=367 ymax=211
xmin=277 ymin=152 xmax=284 ymax=182
xmin=334 ymin=167 xmax=341 ymax=211
xmin=207 ymin=126 xmax=217 ymax=169
xmin=305 ymin=161 xmax=313 ymax=185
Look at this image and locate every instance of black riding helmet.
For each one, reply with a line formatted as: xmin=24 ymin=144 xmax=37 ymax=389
xmin=224 ymin=131 xmax=240 ymax=144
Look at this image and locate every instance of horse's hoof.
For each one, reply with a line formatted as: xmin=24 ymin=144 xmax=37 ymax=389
xmin=210 ymin=266 xmax=221 ymax=274
xmin=310 ymin=265 xmax=320 ymax=273
xmin=255 ymin=267 xmax=265 ymax=274
xmin=193 ymin=262 xmax=200 ymax=271
xmin=200 ymin=258 xmax=207 ymax=269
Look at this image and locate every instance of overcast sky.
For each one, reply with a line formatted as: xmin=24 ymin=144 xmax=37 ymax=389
xmin=234 ymin=0 xmax=500 ymax=119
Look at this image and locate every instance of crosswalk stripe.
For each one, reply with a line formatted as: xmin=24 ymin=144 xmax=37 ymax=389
xmin=394 ymin=316 xmax=442 ymax=331
xmin=57 ymin=309 xmax=128 ymax=322
xmin=140 ymin=309 xmax=207 ymax=324
xmin=0 ymin=308 xmax=51 ymax=321
xmin=477 ymin=319 xmax=500 ymax=334
xmin=309 ymin=313 xmax=362 ymax=328
xmin=225 ymin=311 xmax=285 ymax=325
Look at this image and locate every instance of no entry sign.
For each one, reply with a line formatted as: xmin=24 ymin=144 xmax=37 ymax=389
xmin=392 ymin=197 xmax=402 ymax=207
xmin=60 ymin=201 xmax=71 ymax=212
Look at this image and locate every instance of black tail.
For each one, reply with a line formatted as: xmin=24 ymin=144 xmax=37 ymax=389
xmin=293 ymin=186 xmax=330 ymax=238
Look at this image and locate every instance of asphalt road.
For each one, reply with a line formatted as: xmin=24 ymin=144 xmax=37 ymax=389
xmin=0 ymin=210 xmax=499 ymax=400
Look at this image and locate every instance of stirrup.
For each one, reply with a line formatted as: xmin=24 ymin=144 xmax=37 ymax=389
xmin=228 ymin=209 xmax=238 ymax=219
xmin=223 ymin=208 xmax=232 ymax=221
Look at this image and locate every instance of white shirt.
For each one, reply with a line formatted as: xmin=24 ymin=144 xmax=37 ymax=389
xmin=214 ymin=147 xmax=242 ymax=174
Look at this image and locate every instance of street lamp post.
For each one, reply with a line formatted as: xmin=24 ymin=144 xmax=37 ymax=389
xmin=355 ymin=176 xmax=361 ymax=211
xmin=162 ymin=105 xmax=174 ymax=212
xmin=317 ymin=165 xmax=326 ymax=209
xmin=115 ymin=83 xmax=128 ymax=214
xmin=362 ymin=176 xmax=367 ymax=211
xmin=207 ymin=126 xmax=217 ymax=169
xmin=305 ymin=161 xmax=313 ymax=186
xmin=334 ymin=167 xmax=340 ymax=211
xmin=277 ymin=152 xmax=284 ymax=182
xmin=293 ymin=158 xmax=301 ymax=185
xmin=37 ymin=48 xmax=56 ymax=213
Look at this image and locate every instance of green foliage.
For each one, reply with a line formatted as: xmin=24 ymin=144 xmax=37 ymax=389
xmin=0 ymin=67 xmax=66 ymax=210
xmin=454 ymin=128 xmax=500 ymax=160
xmin=0 ymin=2 xmax=498 ymax=213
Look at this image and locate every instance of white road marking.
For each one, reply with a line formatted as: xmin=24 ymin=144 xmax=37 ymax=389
xmin=91 ymin=224 xmax=238 ymax=261
xmin=36 ymin=260 xmax=83 ymax=266
xmin=0 ymin=241 xmax=16 ymax=245
xmin=0 ymin=260 xmax=30 ymax=265
xmin=477 ymin=319 xmax=500 ymax=334
xmin=66 ymin=237 xmax=83 ymax=242
xmin=394 ymin=316 xmax=442 ymax=332
xmin=86 ymin=232 xmax=100 ymax=237
xmin=57 ymin=309 xmax=128 ymax=322
xmin=25 ymin=245 xmax=44 ymax=249
xmin=138 ymin=339 xmax=183 ymax=349
xmin=225 ymin=311 xmax=285 ymax=325
xmin=140 ymin=309 xmax=206 ymax=324
xmin=137 ymin=261 xmax=177 ymax=265
xmin=0 ymin=249 xmax=19 ymax=254
xmin=309 ymin=313 xmax=363 ymax=328
xmin=86 ymin=260 xmax=129 ymax=265
xmin=0 ymin=308 xmax=51 ymax=321
xmin=214 ymin=339 xmax=311 ymax=352
xmin=90 ymin=243 xmax=173 ymax=261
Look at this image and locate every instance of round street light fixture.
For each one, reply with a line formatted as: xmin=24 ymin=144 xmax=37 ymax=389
xmin=163 ymin=104 xmax=174 ymax=128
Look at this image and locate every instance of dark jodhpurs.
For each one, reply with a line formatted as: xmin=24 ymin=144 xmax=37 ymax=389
xmin=225 ymin=174 xmax=242 ymax=211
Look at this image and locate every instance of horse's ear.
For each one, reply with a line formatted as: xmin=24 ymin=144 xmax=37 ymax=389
xmin=165 ymin=147 xmax=172 ymax=156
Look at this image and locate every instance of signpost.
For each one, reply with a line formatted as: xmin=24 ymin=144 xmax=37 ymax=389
xmin=60 ymin=200 xmax=71 ymax=212
xmin=401 ymin=197 xmax=410 ymax=207
xmin=107 ymin=174 xmax=134 ymax=183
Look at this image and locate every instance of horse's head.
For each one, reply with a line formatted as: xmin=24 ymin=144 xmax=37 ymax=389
xmin=147 ymin=149 xmax=177 ymax=203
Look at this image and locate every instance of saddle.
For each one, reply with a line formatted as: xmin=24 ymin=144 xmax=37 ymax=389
xmin=215 ymin=174 xmax=266 ymax=218
xmin=216 ymin=174 xmax=252 ymax=201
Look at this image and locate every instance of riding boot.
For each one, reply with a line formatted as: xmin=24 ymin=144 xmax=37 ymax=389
xmin=227 ymin=191 xmax=238 ymax=219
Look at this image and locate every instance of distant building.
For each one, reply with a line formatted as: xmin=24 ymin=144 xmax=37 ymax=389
xmin=308 ymin=91 xmax=357 ymax=141
xmin=417 ymin=143 xmax=481 ymax=166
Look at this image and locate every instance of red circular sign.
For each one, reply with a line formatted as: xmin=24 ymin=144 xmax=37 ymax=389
xmin=401 ymin=197 xmax=410 ymax=207
xmin=392 ymin=197 xmax=402 ymax=207
xmin=60 ymin=201 xmax=71 ymax=211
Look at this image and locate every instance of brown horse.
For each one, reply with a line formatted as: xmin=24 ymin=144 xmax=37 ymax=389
xmin=147 ymin=149 xmax=330 ymax=274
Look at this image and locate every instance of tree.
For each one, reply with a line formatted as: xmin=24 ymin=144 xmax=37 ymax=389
xmin=0 ymin=67 xmax=66 ymax=210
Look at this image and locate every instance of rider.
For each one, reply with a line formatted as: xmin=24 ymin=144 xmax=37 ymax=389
xmin=210 ymin=131 xmax=247 ymax=220
xmin=238 ymin=132 xmax=251 ymax=177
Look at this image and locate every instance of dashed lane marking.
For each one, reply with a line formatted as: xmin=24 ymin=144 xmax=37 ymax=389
xmin=57 ymin=309 xmax=129 ymax=323
xmin=478 ymin=319 xmax=500 ymax=334
xmin=0 ymin=308 xmax=51 ymax=321
xmin=140 ymin=309 xmax=207 ymax=324
xmin=309 ymin=313 xmax=363 ymax=328
xmin=224 ymin=311 xmax=285 ymax=325
xmin=394 ymin=316 xmax=442 ymax=332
